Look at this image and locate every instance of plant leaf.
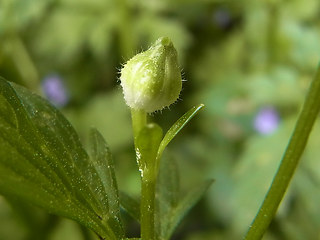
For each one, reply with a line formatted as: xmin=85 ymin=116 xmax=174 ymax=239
xmin=157 ymin=104 xmax=204 ymax=160
xmin=156 ymin=156 xmax=213 ymax=240
xmin=170 ymin=180 xmax=213 ymax=235
xmin=0 ymin=78 xmax=122 ymax=239
xmin=119 ymin=192 xmax=140 ymax=221
xmin=157 ymin=157 xmax=180 ymax=216
xmin=89 ymin=128 xmax=124 ymax=237
xmin=156 ymin=157 xmax=180 ymax=239
xmin=162 ymin=180 xmax=213 ymax=240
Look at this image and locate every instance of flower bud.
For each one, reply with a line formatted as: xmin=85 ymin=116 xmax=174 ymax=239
xmin=120 ymin=37 xmax=182 ymax=113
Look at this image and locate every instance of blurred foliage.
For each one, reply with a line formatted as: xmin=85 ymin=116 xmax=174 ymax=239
xmin=1 ymin=0 xmax=320 ymax=239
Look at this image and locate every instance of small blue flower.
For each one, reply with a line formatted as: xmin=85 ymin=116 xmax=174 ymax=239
xmin=41 ymin=75 xmax=69 ymax=107
xmin=254 ymin=107 xmax=280 ymax=135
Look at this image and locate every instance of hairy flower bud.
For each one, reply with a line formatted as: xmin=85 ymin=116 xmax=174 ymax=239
xmin=120 ymin=37 xmax=182 ymax=113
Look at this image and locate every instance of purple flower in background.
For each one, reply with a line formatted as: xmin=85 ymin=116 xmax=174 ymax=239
xmin=213 ymin=9 xmax=231 ymax=29
xmin=254 ymin=107 xmax=280 ymax=135
xmin=41 ymin=75 xmax=69 ymax=107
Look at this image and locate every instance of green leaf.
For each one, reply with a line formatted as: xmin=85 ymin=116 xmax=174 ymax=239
xmin=156 ymin=157 xmax=180 ymax=239
xmin=0 ymin=78 xmax=123 ymax=240
xmin=119 ymin=192 xmax=140 ymax=221
xmin=156 ymin=157 xmax=213 ymax=240
xmin=157 ymin=104 xmax=204 ymax=162
xmin=172 ymin=179 xmax=213 ymax=224
xmin=89 ymin=128 xmax=124 ymax=237
xmin=157 ymin=157 xmax=180 ymax=215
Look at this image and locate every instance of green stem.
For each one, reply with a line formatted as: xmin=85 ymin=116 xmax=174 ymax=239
xmin=130 ymin=109 xmax=156 ymax=240
xmin=245 ymin=65 xmax=320 ymax=240
xmin=141 ymin=178 xmax=156 ymax=240
xmin=131 ymin=109 xmax=147 ymax=148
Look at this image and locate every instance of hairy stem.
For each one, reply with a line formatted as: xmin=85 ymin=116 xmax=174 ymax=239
xmin=245 ymin=65 xmax=320 ymax=239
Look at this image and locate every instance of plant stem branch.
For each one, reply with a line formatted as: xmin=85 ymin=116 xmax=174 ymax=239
xmin=244 ymin=65 xmax=320 ymax=239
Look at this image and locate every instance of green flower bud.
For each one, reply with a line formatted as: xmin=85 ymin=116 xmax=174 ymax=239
xmin=120 ymin=37 xmax=182 ymax=113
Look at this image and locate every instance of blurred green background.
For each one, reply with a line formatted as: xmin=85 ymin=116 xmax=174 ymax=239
xmin=1 ymin=0 xmax=320 ymax=239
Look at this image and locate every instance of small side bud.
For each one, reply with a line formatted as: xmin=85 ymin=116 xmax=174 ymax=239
xmin=120 ymin=37 xmax=182 ymax=113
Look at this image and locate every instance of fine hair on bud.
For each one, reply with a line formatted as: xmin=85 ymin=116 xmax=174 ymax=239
xmin=120 ymin=37 xmax=182 ymax=113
